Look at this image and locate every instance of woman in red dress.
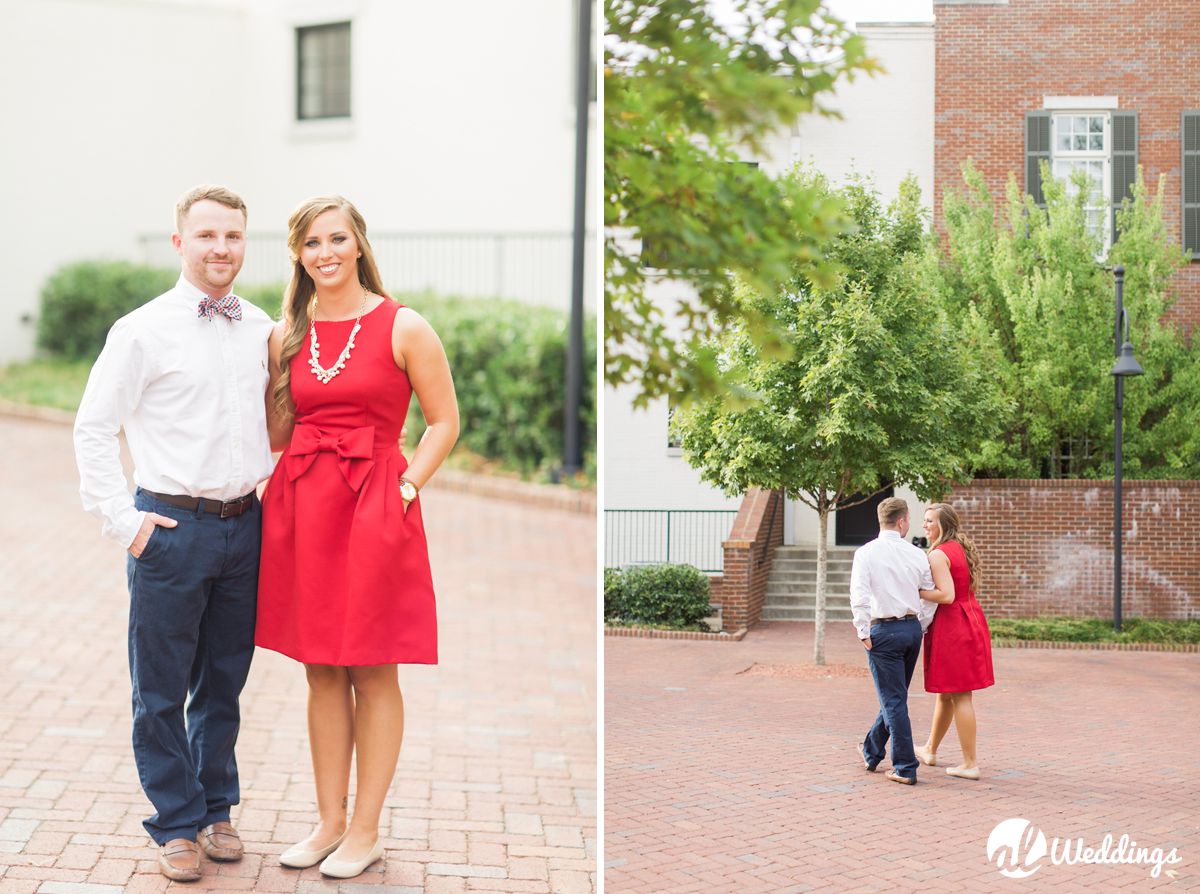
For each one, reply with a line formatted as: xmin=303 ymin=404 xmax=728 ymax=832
xmin=915 ymin=503 xmax=994 ymax=780
xmin=256 ymin=196 xmax=459 ymax=878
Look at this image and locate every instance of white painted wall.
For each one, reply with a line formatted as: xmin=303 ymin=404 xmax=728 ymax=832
xmin=603 ymin=23 xmax=935 ymax=545
xmin=3 ymin=0 xmax=595 ymax=361
xmin=765 ymin=23 xmax=935 ymax=204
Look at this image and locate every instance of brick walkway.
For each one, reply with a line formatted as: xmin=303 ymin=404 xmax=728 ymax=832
xmin=606 ymin=622 xmax=1199 ymax=892
xmin=0 ymin=417 xmax=596 ymax=893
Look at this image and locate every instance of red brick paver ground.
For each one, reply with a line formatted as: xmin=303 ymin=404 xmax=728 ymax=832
xmin=606 ymin=622 xmax=1200 ymax=892
xmin=0 ymin=417 xmax=596 ymax=893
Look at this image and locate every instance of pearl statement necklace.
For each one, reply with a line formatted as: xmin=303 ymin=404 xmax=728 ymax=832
xmin=308 ymin=287 xmax=369 ymax=384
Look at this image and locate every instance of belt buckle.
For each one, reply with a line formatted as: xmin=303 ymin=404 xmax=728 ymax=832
xmin=219 ymin=498 xmax=243 ymax=519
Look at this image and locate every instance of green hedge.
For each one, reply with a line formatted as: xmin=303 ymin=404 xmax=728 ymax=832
xmin=37 ymin=261 xmax=177 ymax=359
xmin=990 ymin=617 xmax=1200 ymax=644
xmin=604 ymin=564 xmax=712 ymax=628
xmin=403 ymin=293 xmax=596 ymax=478
xmin=34 ymin=261 xmax=595 ymax=478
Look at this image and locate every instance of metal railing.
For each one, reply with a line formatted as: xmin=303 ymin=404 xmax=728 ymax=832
xmin=604 ymin=510 xmax=739 ymax=573
xmin=138 ymin=230 xmax=596 ymax=310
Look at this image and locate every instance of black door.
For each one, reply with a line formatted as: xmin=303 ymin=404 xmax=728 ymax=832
xmin=835 ymin=488 xmax=894 ymax=546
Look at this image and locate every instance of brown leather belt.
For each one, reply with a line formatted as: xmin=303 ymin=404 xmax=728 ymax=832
xmin=145 ymin=490 xmax=256 ymax=518
xmin=870 ymin=613 xmax=918 ymax=625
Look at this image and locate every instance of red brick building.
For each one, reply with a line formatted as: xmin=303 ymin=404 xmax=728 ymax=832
xmin=934 ymin=0 xmax=1200 ymax=326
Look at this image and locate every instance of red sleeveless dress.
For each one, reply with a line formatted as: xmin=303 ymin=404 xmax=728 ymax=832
xmin=256 ymin=299 xmax=437 ymax=666
xmin=923 ymin=540 xmax=993 ymax=693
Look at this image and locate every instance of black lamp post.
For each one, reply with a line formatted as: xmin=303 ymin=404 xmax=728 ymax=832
xmin=1110 ymin=265 xmax=1143 ymax=632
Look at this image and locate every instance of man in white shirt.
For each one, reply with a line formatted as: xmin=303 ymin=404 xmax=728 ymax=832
xmin=849 ymin=497 xmax=936 ymax=785
xmin=74 ymin=185 xmax=273 ymax=881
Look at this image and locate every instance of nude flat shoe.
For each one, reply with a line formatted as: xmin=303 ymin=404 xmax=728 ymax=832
xmin=946 ymin=765 xmax=981 ymax=780
xmin=914 ymin=746 xmax=937 ymax=767
xmin=279 ymin=830 xmax=346 ymax=868
xmin=319 ymin=837 xmax=384 ymax=878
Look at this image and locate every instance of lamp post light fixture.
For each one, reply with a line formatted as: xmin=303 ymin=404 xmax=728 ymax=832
xmin=1110 ymin=265 xmax=1143 ymax=633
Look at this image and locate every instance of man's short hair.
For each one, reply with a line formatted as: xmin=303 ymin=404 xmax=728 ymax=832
xmin=877 ymin=497 xmax=909 ymax=527
xmin=175 ymin=185 xmax=247 ymax=232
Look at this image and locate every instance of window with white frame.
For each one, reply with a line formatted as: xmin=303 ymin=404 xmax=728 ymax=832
xmin=1051 ymin=113 xmax=1110 ymax=247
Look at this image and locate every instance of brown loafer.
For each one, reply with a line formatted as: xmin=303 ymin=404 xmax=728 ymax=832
xmin=198 ymin=821 xmax=244 ymax=861
xmin=159 ymin=838 xmax=202 ymax=882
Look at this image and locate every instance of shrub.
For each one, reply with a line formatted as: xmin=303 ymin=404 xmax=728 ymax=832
xmin=37 ymin=261 xmax=176 ymax=359
xmin=402 ymin=293 xmax=597 ymax=478
xmin=989 ymin=616 xmax=1200 ymax=644
xmin=238 ymin=283 xmax=285 ymax=321
xmin=34 ymin=259 xmax=595 ymax=479
xmin=604 ymin=564 xmax=712 ymax=628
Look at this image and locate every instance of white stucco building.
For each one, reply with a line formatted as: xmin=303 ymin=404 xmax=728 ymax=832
xmin=3 ymin=0 xmax=595 ymax=362
xmin=604 ymin=22 xmax=935 ymax=561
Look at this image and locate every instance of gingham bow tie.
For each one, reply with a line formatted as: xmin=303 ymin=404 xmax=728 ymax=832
xmin=197 ymin=294 xmax=243 ymax=321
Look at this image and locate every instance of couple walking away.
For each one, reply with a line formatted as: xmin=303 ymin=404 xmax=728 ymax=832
xmin=73 ymin=185 xmax=460 ymax=881
xmin=850 ymin=497 xmax=994 ymax=785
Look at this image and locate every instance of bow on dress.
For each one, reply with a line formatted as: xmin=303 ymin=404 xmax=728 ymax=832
xmin=286 ymin=423 xmax=377 ymax=491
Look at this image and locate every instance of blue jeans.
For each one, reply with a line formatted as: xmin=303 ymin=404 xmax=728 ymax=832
xmin=126 ymin=488 xmax=260 ymax=844
xmin=862 ymin=617 xmax=922 ymax=780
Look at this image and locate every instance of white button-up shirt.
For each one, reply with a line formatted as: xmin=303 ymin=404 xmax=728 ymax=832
xmin=73 ymin=274 xmax=275 ymax=548
xmin=849 ymin=529 xmax=937 ymax=640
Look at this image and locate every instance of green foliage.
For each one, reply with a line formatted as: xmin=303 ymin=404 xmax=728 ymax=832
xmin=402 ymin=294 xmax=597 ymax=478
xmin=933 ymin=161 xmax=1200 ymax=478
xmin=672 ymin=171 xmax=1007 ymax=514
xmin=605 ymin=0 xmax=880 ymax=405
xmin=603 ymin=563 xmax=712 ymax=628
xmin=990 ymin=616 xmax=1200 ymax=645
xmin=30 ymin=259 xmax=593 ymax=480
xmin=0 ymin=359 xmax=92 ymax=412
xmin=37 ymin=261 xmax=176 ymax=359
xmin=238 ymin=283 xmax=285 ymax=321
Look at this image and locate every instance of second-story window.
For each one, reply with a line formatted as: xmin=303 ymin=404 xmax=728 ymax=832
xmin=1051 ymin=113 xmax=1110 ymax=247
xmin=297 ymin=22 xmax=351 ymax=121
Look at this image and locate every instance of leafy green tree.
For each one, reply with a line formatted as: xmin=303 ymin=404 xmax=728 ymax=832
xmin=605 ymin=0 xmax=879 ymax=405
xmin=933 ymin=161 xmax=1199 ymax=478
xmin=674 ymin=172 xmax=1006 ymax=664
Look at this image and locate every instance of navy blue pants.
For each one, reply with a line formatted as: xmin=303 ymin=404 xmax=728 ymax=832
xmin=126 ymin=488 xmax=260 ymax=844
xmin=862 ymin=617 xmax=923 ymax=780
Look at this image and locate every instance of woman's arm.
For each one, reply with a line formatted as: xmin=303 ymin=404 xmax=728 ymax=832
xmin=392 ymin=307 xmax=460 ymax=496
xmin=265 ymin=322 xmax=296 ymax=452
xmin=920 ymin=549 xmax=956 ymax=604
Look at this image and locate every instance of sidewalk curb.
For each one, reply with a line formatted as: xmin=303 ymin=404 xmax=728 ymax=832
xmin=992 ymin=638 xmax=1200 ymax=653
xmin=605 ymin=626 xmax=749 ymax=642
xmin=0 ymin=400 xmax=596 ymax=516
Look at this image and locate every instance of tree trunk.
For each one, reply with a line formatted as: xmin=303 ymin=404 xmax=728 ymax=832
xmin=813 ymin=506 xmax=829 ymax=666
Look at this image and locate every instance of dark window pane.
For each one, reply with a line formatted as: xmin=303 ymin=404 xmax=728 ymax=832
xmin=296 ymin=22 xmax=351 ymax=120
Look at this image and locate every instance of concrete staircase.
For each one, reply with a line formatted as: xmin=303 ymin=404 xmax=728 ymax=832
xmin=762 ymin=545 xmax=858 ymax=622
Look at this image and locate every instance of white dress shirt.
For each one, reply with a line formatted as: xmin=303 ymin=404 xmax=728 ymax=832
xmin=74 ymin=275 xmax=275 ymax=548
xmin=849 ymin=529 xmax=937 ymax=640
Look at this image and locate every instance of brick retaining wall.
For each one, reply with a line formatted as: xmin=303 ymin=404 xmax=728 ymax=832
xmin=708 ymin=488 xmax=785 ymax=630
xmin=947 ymin=479 xmax=1200 ymax=620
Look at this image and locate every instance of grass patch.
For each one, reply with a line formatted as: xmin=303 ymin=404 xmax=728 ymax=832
xmin=990 ymin=616 xmax=1200 ymax=645
xmin=0 ymin=358 xmax=91 ymax=412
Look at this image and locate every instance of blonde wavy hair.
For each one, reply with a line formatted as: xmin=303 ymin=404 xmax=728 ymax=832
xmin=926 ymin=502 xmax=982 ymax=593
xmin=272 ymin=196 xmax=389 ymax=420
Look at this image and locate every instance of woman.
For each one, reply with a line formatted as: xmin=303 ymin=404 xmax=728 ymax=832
xmin=256 ymin=196 xmax=459 ymax=878
xmin=915 ymin=502 xmax=994 ymax=780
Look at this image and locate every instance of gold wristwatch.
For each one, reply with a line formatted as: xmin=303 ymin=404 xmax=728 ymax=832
xmin=398 ymin=478 xmax=418 ymax=502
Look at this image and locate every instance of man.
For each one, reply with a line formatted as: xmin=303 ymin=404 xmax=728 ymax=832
xmin=74 ymin=185 xmax=273 ymax=881
xmin=849 ymin=497 xmax=937 ymax=785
